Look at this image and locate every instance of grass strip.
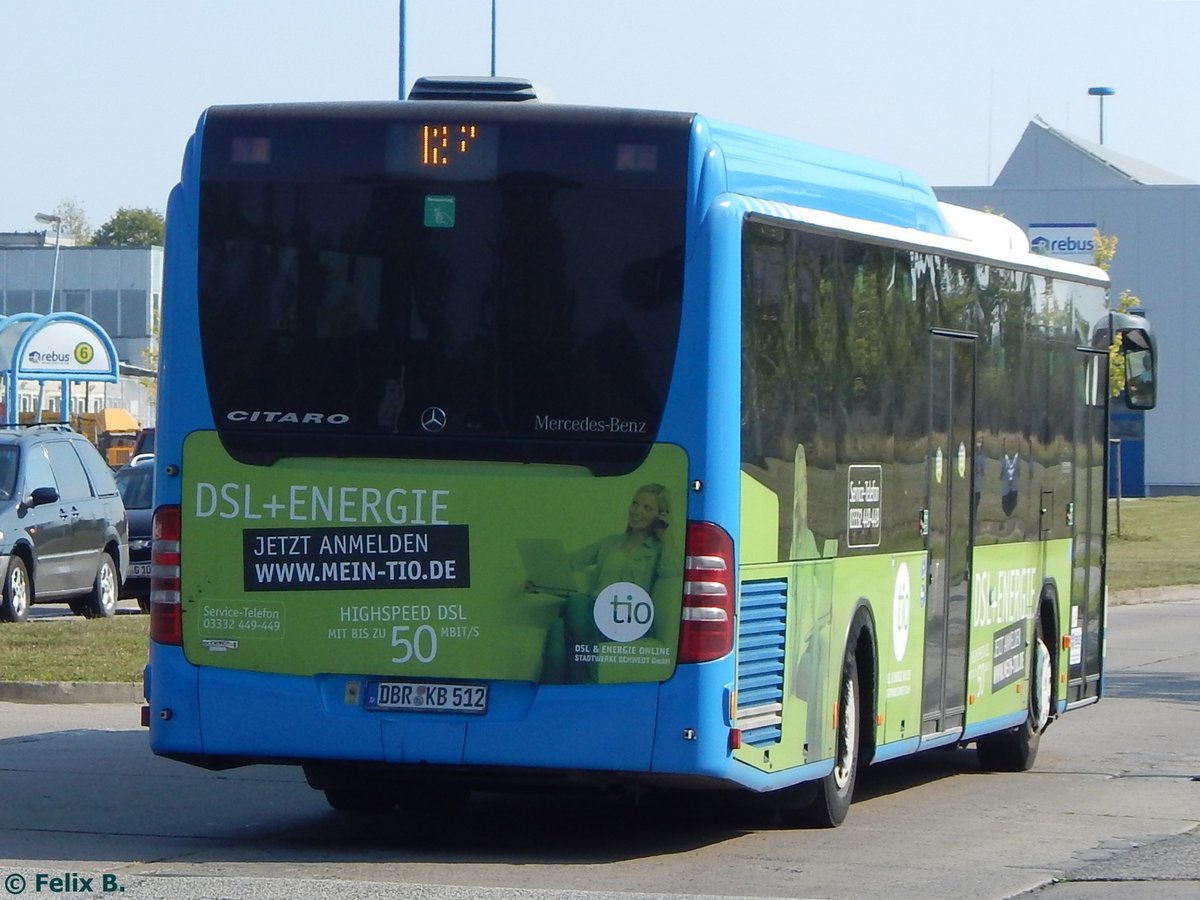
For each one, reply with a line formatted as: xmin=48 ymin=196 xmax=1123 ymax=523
xmin=0 ymin=615 xmax=148 ymax=683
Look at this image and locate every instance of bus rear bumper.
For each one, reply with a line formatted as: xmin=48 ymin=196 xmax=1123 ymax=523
xmin=145 ymin=646 xmax=761 ymax=789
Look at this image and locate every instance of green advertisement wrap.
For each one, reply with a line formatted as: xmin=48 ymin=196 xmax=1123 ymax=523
xmin=181 ymin=432 xmax=688 ymax=684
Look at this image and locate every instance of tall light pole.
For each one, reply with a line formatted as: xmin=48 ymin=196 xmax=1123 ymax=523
xmin=34 ymin=212 xmax=62 ymax=313
xmin=1088 ymin=86 xmax=1116 ymax=145
xmin=400 ymin=1 xmax=499 ymax=97
xmin=32 ymin=212 xmax=63 ymax=422
xmin=399 ymin=0 xmax=406 ymax=99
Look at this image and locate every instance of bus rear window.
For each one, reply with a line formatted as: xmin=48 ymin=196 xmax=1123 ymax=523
xmin=197 ymin=111 xmax=688 ymax=468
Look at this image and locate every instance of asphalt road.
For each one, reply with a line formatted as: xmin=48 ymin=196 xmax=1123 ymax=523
xmin=0 ymin=598 xmax=1196 ymax=900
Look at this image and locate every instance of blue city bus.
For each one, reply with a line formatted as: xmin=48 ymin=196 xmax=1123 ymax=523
xmin=146 ymin=77 xmax=1156 ymax=826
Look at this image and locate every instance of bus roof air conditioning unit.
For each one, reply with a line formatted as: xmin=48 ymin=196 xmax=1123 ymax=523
xmin=407 ymin=76 xmax=541 ymax=102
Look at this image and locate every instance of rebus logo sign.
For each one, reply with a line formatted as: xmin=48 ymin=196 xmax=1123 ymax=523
xmin=1028 ymin=223 xmax=1096 ymax=261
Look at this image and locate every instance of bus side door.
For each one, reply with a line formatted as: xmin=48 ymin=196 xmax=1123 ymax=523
xmin=922 ymin=332 xmax=976 ymax=736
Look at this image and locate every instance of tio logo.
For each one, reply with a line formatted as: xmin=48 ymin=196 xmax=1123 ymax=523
xmin=593 ymin=581 xmax=654 ymax=642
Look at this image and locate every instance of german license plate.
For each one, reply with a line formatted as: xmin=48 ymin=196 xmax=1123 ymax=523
xmin=365 ymin=681 xmax=488 ymax=714
xmin=129 ymin=563 xmax=152 ymax=578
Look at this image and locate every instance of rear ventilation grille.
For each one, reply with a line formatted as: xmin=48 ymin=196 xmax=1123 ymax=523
xmin=408 ymin=76 xmax=540 ymax=102
xmin=735 ymin=579 xmax=787 ymax=746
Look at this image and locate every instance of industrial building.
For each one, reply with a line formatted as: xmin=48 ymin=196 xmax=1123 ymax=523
xmin=938 ymin=117 xmax=1196 ymax=495
xmin=0 ymin=238 xmax=159 ymax=424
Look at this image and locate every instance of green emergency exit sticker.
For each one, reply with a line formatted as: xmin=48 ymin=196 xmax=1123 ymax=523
xmin=424 ymin=195 xmax=456 ymax=228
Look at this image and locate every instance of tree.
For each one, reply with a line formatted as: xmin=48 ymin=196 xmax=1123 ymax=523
xmin=1093 ymin=229 xmax=1141 ymax=397
xmin=92 ymin=207 xmax=165 ymax=247
xmin=1092 ymin=230 xmax=1118 ymax=273
xmin=138 ymin=304 xmax=160 ymax=403
xmin=52 ymin=198 xmax=93 ymax=245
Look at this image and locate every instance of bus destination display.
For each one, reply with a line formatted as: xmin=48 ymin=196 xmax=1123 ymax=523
xmin=396 ymin=122 xmax=498 ymax=179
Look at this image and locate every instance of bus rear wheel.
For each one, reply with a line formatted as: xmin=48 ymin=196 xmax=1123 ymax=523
xmin=323 ymin=788 xmax=397 ymax=813
xmin=976 ymin=615 xmax=1052 ymax=772
xmin=804 ymin=645 xmax=861 ymax=827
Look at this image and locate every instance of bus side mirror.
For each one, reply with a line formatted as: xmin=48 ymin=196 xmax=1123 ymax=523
xmin=1119 ymin=325 xmax=1156 ymax=410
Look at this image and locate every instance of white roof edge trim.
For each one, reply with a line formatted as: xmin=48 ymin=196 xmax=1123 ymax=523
xmin=937 ymin=202 xmax=1031 ymax=254
xmin=734 ymin=195 xmax=1109 ymax=287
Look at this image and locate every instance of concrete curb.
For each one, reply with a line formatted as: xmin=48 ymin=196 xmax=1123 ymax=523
xmin=0 ymin=681 xmax=142 ymax=704
xmin=1111 ymin=584 xmax=1200 ymax=605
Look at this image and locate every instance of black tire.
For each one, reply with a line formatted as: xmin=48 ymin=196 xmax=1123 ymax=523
xmin=323 ymin=782 xmax=469 ymax=816
xmin=136 ymin=597 xmax=151 ymax=614
xmin=1 ymin=556 xmax=31 ymax=623
xmin=805 ymin=645 xmax=862 ymax=827
xmin=81 ymin=553 xmax=119 ymax=619
xmin=976 ymin=615 xmax=1052 ymax=772
xmin=395 ymin=783 xmax=471 ymax=815
xmin=323 ymin=788 xmax=397 ymax=813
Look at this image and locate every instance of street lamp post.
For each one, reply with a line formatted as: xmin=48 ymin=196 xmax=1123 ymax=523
xmin=399 ymin=0 xmax=406 ymax=99
xmin=32 ymin=212 xmax=63 ymax=423
xmin=398 ymin=2 xmax=500 ymax=97
xmin=34 ymin=212 xmax=62 ymax=313
xmin=1088 ymin=86 xmax=1116 ymax=145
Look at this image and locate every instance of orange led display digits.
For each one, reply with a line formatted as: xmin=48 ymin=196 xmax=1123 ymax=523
xmin=422 ymin=124 xmax=480 ymax=167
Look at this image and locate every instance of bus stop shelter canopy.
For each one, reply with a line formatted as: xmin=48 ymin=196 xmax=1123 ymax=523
xmin=0 ymin=312 xmax=120 ymax=425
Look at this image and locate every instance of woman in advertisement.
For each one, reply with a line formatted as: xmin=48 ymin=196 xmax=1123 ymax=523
xmin=538 ymin=483 xmax=681 ymax=683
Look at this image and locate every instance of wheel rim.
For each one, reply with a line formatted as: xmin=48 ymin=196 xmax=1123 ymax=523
xmin=1032 ymin=636 xmax=1052 ymax=732
xmin=99 ymin=560 xmax=117 ymax=614
xmin=9 ymin=566 xmax=29 ymax=618
xmin=833 ymin=673 xmax=858 ymax=790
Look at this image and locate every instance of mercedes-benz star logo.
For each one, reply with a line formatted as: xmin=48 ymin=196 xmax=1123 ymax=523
xmin=420 ymin=406 xmax=447 ymax=433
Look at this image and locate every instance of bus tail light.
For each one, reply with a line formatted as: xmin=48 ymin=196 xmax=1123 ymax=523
xmin=150 ymin=505 xmax=182 ymax=646
xmin=678 ymin=521 xmax=734 ymax=663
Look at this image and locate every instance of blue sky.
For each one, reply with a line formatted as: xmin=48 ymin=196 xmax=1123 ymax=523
xmin=4 ymin=0 xmax=1199 ymax=232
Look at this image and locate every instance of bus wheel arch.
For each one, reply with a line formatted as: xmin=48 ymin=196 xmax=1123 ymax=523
xmin=849 ymin=603 xmax=879 ymax=768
